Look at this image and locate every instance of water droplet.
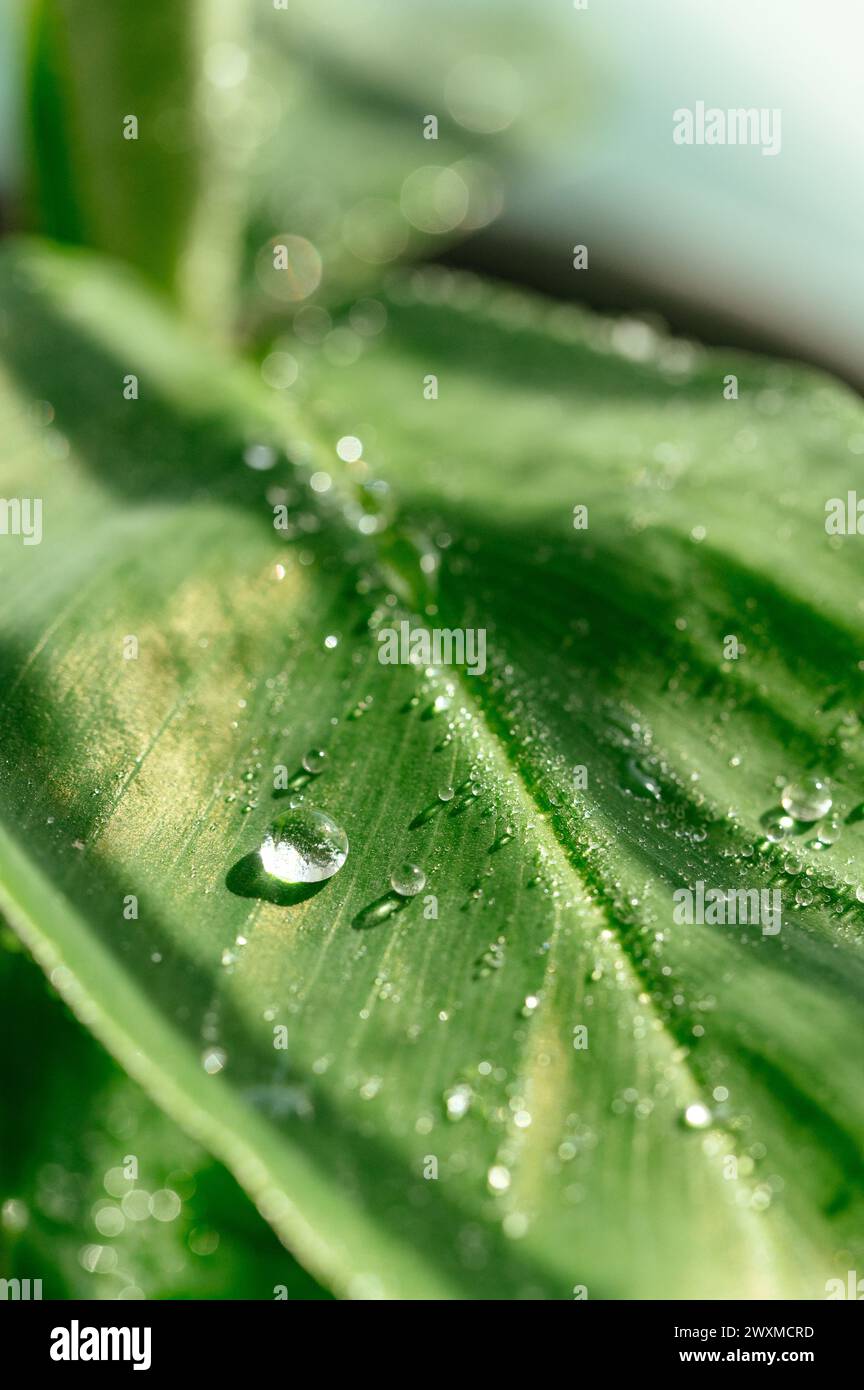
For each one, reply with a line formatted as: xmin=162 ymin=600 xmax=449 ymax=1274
xmin=150 ymin=1189 xmax=182 ymax=1222
xmin=1 ymin=1198 xmax=29 ymax=1233
xmin=682 ymin=1102 xmax=712 ymax=1130
xmin=243 ymin=442 xmax=277 ymax=471
xmin=390 ymin=862 xmax=426 ymax=897
xmin=438 ymin=784 xmax=455 ymax=802
xmin=760 ymin=809 xmax=795 ymax=842
xmin=624 ymin=757 xmax=661 ymax=800
xmin=301 ymin=748 xmax=327 ymax=775
xmin=781 ymin=774 xmax=832 ymax=822
xmin=444 ymin=1084 xmax=472 ymax=1120
xmin=259 ymin=808 xmax=348 ymax=884
xmin=352 ymin=894 xmax=403 ymax=928
xmin=487 ymin=1164 xmax=511 ymax=1194
xmin=202 ymin=1047 xmax=227 ymax=1075
xmin=336 ymin=435 xmax=363 ymax=462
xmin=816 ymin=815 xmax=841 ymax=846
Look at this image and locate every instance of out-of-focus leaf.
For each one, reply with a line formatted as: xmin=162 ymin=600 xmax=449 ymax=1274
xmin=0 ymin=935 xmax=328 ymax=1299
xmin=1 ymin=239 xmax=864 ymax=1298
xmin=26 ymin=0 xmax=247 ymax=333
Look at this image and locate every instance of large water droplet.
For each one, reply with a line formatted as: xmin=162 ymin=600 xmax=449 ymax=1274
xmin=390 ymin=862 xmax=426 ymax=897
xmin=259 ymin=808 xmax=348 ymax=884
xmin=624 ymin=757 xmax=661 ymax=800
xmin=781 ymin=775 xmax=832 ymax=822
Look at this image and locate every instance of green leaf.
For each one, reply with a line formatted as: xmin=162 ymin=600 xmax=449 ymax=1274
xmin=26 ymin=0 xmax=247 ymax=333
xmin=1 ymin=238 xmax=864 ymax=1298
xmin=0 ymin=936 xmax=328 ymax=1299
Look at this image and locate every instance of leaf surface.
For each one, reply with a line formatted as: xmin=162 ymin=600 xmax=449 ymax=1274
xmin=1 ymin=240 xmax=863 ymax=1298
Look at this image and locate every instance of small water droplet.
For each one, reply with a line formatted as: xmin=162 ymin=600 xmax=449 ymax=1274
xmin=781 ymin=774 xmax=832 ymax=822
xmin=682 ymin=1102 xmax=712 ymax=1130
xmin=760 ymin=809 xmax=795 ymax=842
xmin=444 ymin=1084 xmax=472 ymax=1120
xmin=438 ymin=784 xmax=455 ymax=802
xmin=202 ymin=1047 xmax=227 ymax=1075
xmin=390 ymin=862 xmax=426 ymax=897
xmin=487 ymin=1164 xmax=511 ymax=1194
xmin=1 ymin=1198 xmax=29 ymax=1233
xmin=816 ymin=815 xmax=841 ymax=846
xmin=243 ymin=442 xmax=277 ymax=471
xmin=352 ymin=894 xmax=403 ymax=928
xmin=336 ymin=435 xmax=363 ymax=462
xmin=259 ymin=808 xmax=348 ymax=884
xmin=301 ymin=748 xmax=328 ymax=775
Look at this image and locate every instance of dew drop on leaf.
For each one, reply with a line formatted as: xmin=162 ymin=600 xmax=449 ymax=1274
xmin=682 ymin=1103 xmax=712 ymax=1130
xmin=243 ymin=442 xmax=277 ymax=471
xmin=259 ymin=808 xmax=348 ymax=884
xmin=301 ymin=748 xmax=328 ymax=775
xmin=390 ymin=862 xmax=426 ymax=897
xmin=623 ymin=757 xmax=661 ymax=800
xmin=760 ymin=809 xmax=795 ymax=842
xmin=444 ymin=1084 xmax=472 ymax=1120
xmin=816 ymin=815 xmax=841 ymax=846
xmin=487 ymin=1164 xmax=511 ymax=1194
xmin=201 ymin=1047 xmax=227 ymax=1075
xmin=780 ymin=774 xmax=832 ymax=822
